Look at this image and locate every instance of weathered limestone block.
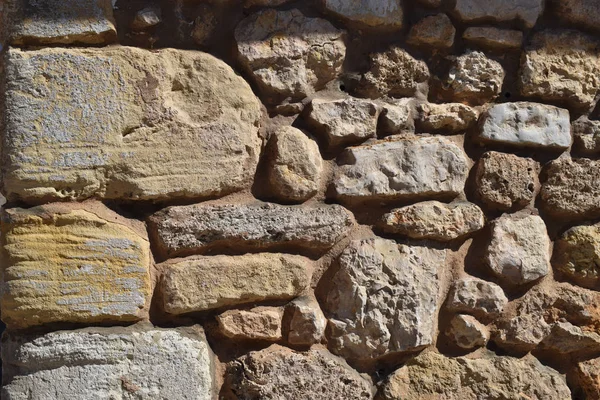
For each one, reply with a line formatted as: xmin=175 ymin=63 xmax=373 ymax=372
xmin=572 ymin=358 xmax=600 ymax=400
xmin=322 ymin=0 xmax=403 ymax=29
xmin=476 ymin=151 xmax=539 ymax=211
xmin=540 ymin=321 xmax=600 ymax=354
xmin=485 ymin=213 xmax=550 ymax=286
xmin=3 ymin=47 xmax=262 ymax=203
xmin=407 ymin=14 xmax=455 ymax=49
xmin=417 ymin=103 xmax=479 ymax=133
xmin=227 ymin=345 xmax=373 ymax=399
xmin=572 ymin=116 xmax=600 ymax=154
xmin=448 ymin=51 xmax=505 ymax=105
xmin=217 ymin=307 xmax=283 ymax=341
xmin=520 ymin=30 xmax=600 ymax=111
xmin=325 ymin=238 xmax=446 ymax=360
xmin=10 ymin=0 xmax=117 ymax=45
xmin=446 ymin=314 xmax=489 ymax=349
xmin=160 ymin=253 xmax=311 ymax=314
xmin=552 ymin=0 xmax=600 ymax=32
xmin=453 ymin=0 xmax=544 ymax=28
xmin=380 ymin=201 xmax=484 ymax=241
xmin=266 ymin=126 xmax=323 ymax=203
xmin=148 ymin=201 xmax=355 ymax=259
xmin=235 ymin=9 xmax=346 ymax=104
xmin=554 ymin=223 xmax=600 ymax=289
xmin=333 ymin=136 xmax=469 ymax=203
xmin=478 ymin=102 xmax=571 ymax=149
xmin=379 ymin=98 xmax=416 ymax=135
xmin=378 ymin=351 xmax=571 ymax=400
xmin=287 ymin=296 xmax=327 ymax=346
xmin=1 ymin=202 xmax=151 ymax=329
xmin=463 ymin=27 xmax=523 ymax=49
xmin=1 ymin=325 xmax=214 ymax=400
xmin=446 ymin=277 xmax=508 ymax=319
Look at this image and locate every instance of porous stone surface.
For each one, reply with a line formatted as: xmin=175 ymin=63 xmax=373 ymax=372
xmin=520 ymin=30 xmax=600 ymax=111
xmin=333 ymin=136 xmax=469 ymax=203
xmin=476 ymin=151 xmax=539 ymax=211
xmin=448 ymin=51 xmax=505 ymax=105
xmin=378 ymin=351 xmax=571 ymax=400
xmin=266 ymin=126 xmax=323 ymax=202
xmin=217 ymin=307 xmax=283 ymax=341
xmin=446 ymin=314 xmax=489 ymax=349
xmin=1 ymin=325 xmax=215 ymax=400
xmin=463 ymin=27 xmax=523 ymax=49
xmin=407 ymin=14 xmax=455 ymax=49
xmin=553 ymin=223 xmax=600 ymax=289
xmin=572 ymin=358 xmax=600 ymax=400
xmin=380 ymin=201 xmax=485 ymax=241
xmin=287 ymin=296 xmax=327 ymax=345
xmin=572 ymin=116 xmax=600 ymax=154
xmin=453 ymin=0 xmax=544 ymax=28
xmin=325 ymin=238 xmax=446 ymax=360
xmin=235 ymin=9 xmax=346 ymax=104
xmin=149 ymin=201 xmax=355 ymax=259
xmin=485 ymin=213 xmax=551 ymax=286
xmin=1 ymin=202 xmax=151 ymax=329
xmin=446 ymin=277 xmax=508 ymax=319
xmin=417 ymin=103 xmax=479 ymax=133
xmin=160 ymin=253 xmax=311 ymax=314
xmin=2 ymin=47 xmax=262 ymax=203
xmin=226 ymin=345 xmax=374 ymax=399
xmin=478 ymin=102 xmax=572 ymax=149
xmin=322 ymin=0 xmax=403 ymax=29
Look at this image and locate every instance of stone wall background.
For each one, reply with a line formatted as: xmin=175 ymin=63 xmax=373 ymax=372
xmin=1 ymin=0 xmax=600 ymax=399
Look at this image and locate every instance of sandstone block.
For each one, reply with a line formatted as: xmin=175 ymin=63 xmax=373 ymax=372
xmin=448 ymin=51 xmax=505 ymax=105
xmin=572 ymin=116 xmax=600 ymax=155
xmin=217 ymin=307 xmax=283 ymax=341
xmin=1 ymin=202 xmax=151 ymax=329
xmin=446 ymin=277 xmax=508 ymax=319
xmin=554 ymin=223 xmax=600 ymax=289
xmin=417 ymin=103 xmax=479 ymax=133
xmin=286 ymin=296 xmax=327 ymax=346
xmin=463 ymin=27 xmax=523 ymax=49
xmin=407 ymin=14 xmax=455 ymax=49
xmin=446 ymin=314 xmax=489 ymax=349
xmin=453 ymin=0 xmax=543 ymax=28
xmin=322 ymin=0 xmax=403 ymax=28
xmin=3 ymin=47 xmax=262 ymax=202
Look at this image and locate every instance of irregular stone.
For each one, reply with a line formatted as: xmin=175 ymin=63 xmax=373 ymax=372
xmin=541 ymin=157 xmax=600 ymax=218
xmin=540 ymin=321 xmax=600 ymax=354
xmin=552 ymin=0 xmax=600 ymax=32
xmin=572 ymin=358 xmax=600 ymax=400
xmin=160 ymin=253 xmax=311 ymax=314
xmin=453 ymin=0 xmax=543 ymax=28
xmin=227 ymin=345 xmax=373 ymax=399
xmin=448 ymin=51 xmax=505 ymax=105
xmin=572 ymin=116 xmax=600 ymax=155
xmin=407 ymin=14 xmax=455 ymax=49
xmin=378 ymin=351 xmax=571 ymax=400
xmin=217 ymin=307 xmax=283 ymax=341
xmin=1 ymin=202 xmax=151 ymax=329
xmin=322 ymin=0 xmax=403 ymax=28
xmin=447 ymin=314 xmax=489 ymax=349
xmin=132 ymin=7 xmax=161 ymax=31
xmin=485 ymin=213 xmax=550 ymax=286
xmin=520 ymin=30 xmax=600 ymax=111
xmin=235 ymin=9 xmax=346 ymax=104
xmin=362 ymin=46 xmax=430 ymax=98
xmin=306 ymin=97 xmax=381 ymax=149
xmin=333 ymin=135 xmax=469 ymax=203
xmin=380 ymin=201 xmax=484 ymax=241
xmin=476 ymin=151 xmax=539 ymax=211
xmin=149 ymin=201 xmax=355 ymax=259
xmin=417 ymin=103 xmax=479 ymax=133
xmin=379 ymin=98 xmax=416 ymax=135
xmin=478 ymin=102 xmax=571 ymax=149
xmin=325 ymin=238 xmax=446 ymax=360
xmin=3 ymin=47 xmax=262 ymax=203
xmin=1 ymin=325 xmax=214 ymax=400
xmin=553 ymin=223 xmax=600 ymax=289
xmin=287 ymin=296 xmax=327 ymax=346
xmin=10 ymin=0 xmax=117 ymax=45
xmin=446 ymin=277 xmax=508 ymax=319
xmin=266 ymin=126 xmax=323 ymax=202
xmin=463 ymin=27 xmax=523 ymax=49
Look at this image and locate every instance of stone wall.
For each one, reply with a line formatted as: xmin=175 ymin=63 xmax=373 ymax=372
xmin=1 ymin=0 xmax=600 ymax=399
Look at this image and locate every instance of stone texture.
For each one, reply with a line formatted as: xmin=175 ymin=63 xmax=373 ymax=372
xmin=407 ymin=14 xmax=455 ymax=49
xmin=149 ymin=201 xmax=355 ymax=259
xmin=572 ymin=358 xmax=600 ymax=400
xmin=520 ymin=30 xmax=600 ymax=111
xmin=485 ymin=213 xmax=550 ymax=286
xmin=478 ymin=102 xmax=571 ymax=149
xmin=446 ymin=314 xmax=489 ymax=349
xmin=552 ymin=0 xmax=600 ymax=32
xmin=132 ymin=7 xmax=161 ymax=31
xmin=160 ymin=253 xmax=311 ymax=314
xmin=463 ymin=27 xmax=523 ymax=49
xmin=448 ymin=51 xmax=505 ymax=105
xmin=266 ymin=126 xmax=323 ymax=202
xmin=476 ymin=151 xmax=539 ymax=211
xmin=217 ymin=307 xmax=283 ymax=341
xmin=380 ymin=201 xmax=485 ymax=241
xmin=333 ymin=136 xmax=469 ymax=203
xmin=417 ymin=103 xmax=479 ymax=133
xmin=1 ymin=202 xmax=151 ymax=329
xmin=226 ymin=345 xmax=373 ymax=399
xmin=453 ymin=0 xmax=544 ymax=28
xmin=3 ymin=47 xmax=262 ymax=203
xmin=10 ymin=0 xmax=117 ymax=45
xmin=1 ymin=325 xmax=214 ymax=400
xmin=287 ymin=296 xmax=327 ymax=346
xmin=540 ymin=321 xmax=600 ymax=354
xmin=572 ymin=116 xmax=600 ymax=155
xmin=235 ymin=9 xmax=346 ymax=104
xmin=378 ymin=351 xmax=571 ymax=400
xmin=379 ymin=98 xmax=416 ymax=135
xmin=325 ymin=238 xmax=446 ymax=360
xmin=306 ymin=97 xmax=381 ymax=149
xmin=541 ymin=157 xmax=600 ymax=218
xmin=322 ymin=0 xmax=403 ymax=28
xmin=554 ymin=223 xmax=600 ymax=289
xmin=446 ymin=277 xmax=508 ymax=319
